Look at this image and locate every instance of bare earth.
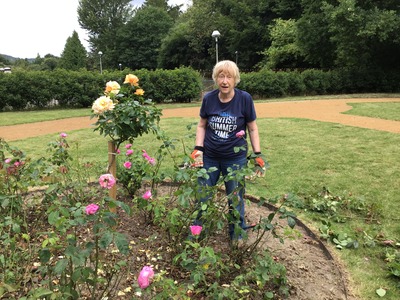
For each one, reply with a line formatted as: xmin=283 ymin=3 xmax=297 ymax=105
xmin=1 ymin=98 xmax=399 ymax=299
xmin=1 ymin=98 xmax=399 ymax=142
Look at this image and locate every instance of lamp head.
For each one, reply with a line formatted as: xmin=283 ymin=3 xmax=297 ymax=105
xmin=211 ymin=30 xmax=221 ymax=39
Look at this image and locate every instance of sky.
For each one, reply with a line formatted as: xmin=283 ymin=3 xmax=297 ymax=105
xmin=0 ymin=0 xmax=191 ymax=59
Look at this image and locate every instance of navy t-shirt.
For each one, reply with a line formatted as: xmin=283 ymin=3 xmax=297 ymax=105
xmin=200 ymin=88 xmax=257 ymax=159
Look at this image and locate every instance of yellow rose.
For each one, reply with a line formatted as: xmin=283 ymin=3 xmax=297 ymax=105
xmin=105 ymin=81 xmax=121 ymax=95
xmin=134 ymin=88 xmax=145 ymax=96
xmin=124 ymin=74 xmax=139 ymax=86
xmin=92 ymin=96 xmax=115 ymax=114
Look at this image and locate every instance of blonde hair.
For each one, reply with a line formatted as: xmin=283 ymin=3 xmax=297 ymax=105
xmin=212 ymin=60 xmax=241 ymax=85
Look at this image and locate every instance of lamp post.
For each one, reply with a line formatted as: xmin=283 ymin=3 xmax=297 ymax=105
xmin=98 ymin=51 xmax=103 ymax=74
xmin=211 ymin=30 xmax=221 ymax=64
xmin=235 ymin=51 xmax=238 ymax=65
xmin=119 ymin=63 xmax=122 ymax=71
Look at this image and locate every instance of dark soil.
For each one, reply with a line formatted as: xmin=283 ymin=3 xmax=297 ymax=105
xmin=8 ymin=182 xmax=359 ymax=299
xmin=116 ymin=183 xmax=357 ymax=300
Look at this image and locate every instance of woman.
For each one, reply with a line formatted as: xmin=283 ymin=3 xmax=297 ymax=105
xmin=191 ymin=60 xmax=266 ymax=241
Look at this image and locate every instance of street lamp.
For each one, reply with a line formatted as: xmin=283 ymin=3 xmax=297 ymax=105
xmin=211 ymin=30 xmax=221 ymax=64
xmin=235 ymin=51 xmax=238 ymax=65
xmin=119 ymin=63 xmax=122 ymax=71
xmin=98 ymin=51 xmax=103 ymax=74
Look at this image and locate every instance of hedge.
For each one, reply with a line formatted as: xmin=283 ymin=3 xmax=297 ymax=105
xmin=238 ymin=68 xmax=400 ymax=99
xmin=1 ymin=67 xmax=400 ymax=111
xmin=0 ymin=67 xmax=203 ymax=111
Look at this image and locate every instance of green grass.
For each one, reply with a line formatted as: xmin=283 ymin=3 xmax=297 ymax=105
xmin=0 ymin=108 xmax=92 ymax=126
xmin=2 ymin=93 xmax=399 ymax=126
xmin=4 ymin=95 xmax=400 ymax=300
xmin=344 ymin=101 xmax=400 ymax=121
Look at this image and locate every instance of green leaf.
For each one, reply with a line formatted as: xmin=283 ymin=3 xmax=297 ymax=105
xmin=0 ymin=197 xmax=9 ymax=208
xmin=262 ymin=273 xmax=270 ymax=281
xmin=268 ymin=212 xmax=275 ymax=221
xmin=0 ymin=283 xmax=17 ymax=292
xmin=12 ymin=223 xmax=20 ymax=233
xmin=39 ymin=248 xmax=51 ymax=264
xmin=376 ymin=288 xmax=386 ymax=297
xmin=48 ymin=211 xmax=59 ymax=225
xmin=45 ymin=184 xmax=58 ymax=194
xmin=265 ymin=291 xmax=274 ymax=299
xmin=59 ymin=207 xmax=70 ymax=217
xmin=54 ymin=258 xmax=68 ymax=275
xmin=117 ymin=201 xmax=131 ymax=215
xmin=31 ymin=287 xmax=53 ymax=298
xmin=99 ymin=231 xmax=113 ymax=249
xmin=287 ymin=216 xmax=296 ymax=228
xmin=114 ymin=232 xmax=129 ymax=255
xmin=71 ymin=268 xmax=82 ymax=283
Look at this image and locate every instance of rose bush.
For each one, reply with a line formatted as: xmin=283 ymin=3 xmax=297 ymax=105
xmin=91 ymin=74 xmax=162 ymax=148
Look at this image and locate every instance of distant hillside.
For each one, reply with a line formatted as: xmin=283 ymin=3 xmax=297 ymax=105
xmin=0 ymin=54 xmax=35 ymax=63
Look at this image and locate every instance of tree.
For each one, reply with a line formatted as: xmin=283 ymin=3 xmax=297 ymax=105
xmin=260 ymin=0 xmax=302 ymax=20
xmin=77 ymin=0 xmax=133 ymax=68
xmin=143 ymin=0 xmax=182 ymax=20
xmin=296 ymin=0 xmax=336 ymax=68
xmin=158 ymin=21 xmax=193 ymax=69
xmin=0 ymin=55 xmax=10 ymax=67
xmin=297 ymin=0 xmax=400 ymax=70
xmin=59 ymin=31 xmax=87 ymax=70
xmin=160 ymin=0 xmax=280 ymax=70
xmin=260 ymin=18 xmax=308 ymax=69
xmin=115 ymin=6 xmax=174 ymax=70
xmin=322 ymin=0 xmax=400 ymax=69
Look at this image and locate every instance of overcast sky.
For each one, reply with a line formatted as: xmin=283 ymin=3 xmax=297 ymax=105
xmin=0 ymin=0 xmax=191 ymax=59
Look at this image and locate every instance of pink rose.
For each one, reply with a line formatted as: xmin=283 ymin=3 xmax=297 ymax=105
xmin=142 ymin=150 xmax=155 ymax=165
xmin=60 ymin=132 xmax=68 ymax=138
xmin=138 ymin=266 xmax=154 ymax=289
xmin=4 ymin=158 xmax=11 ymax=164
xmin=98 ymin=174 xmax=116 ymax=189
xmin=382 ymin=240 xmax=394 ymax=246
xmin=85 ymin=203 xmax=99 ymax=215
xmin=115 ymin=148 xmax=121 ymax=154
xmin=125 ymin=144 xmax=132 ymax=149
xmin=147 ymin=157 xmax=156 ymax=166
xmin=142 ymin=190 xmax=152 ymax=200
xmin=126 ymin=149 xmax=133 ymax=156
xmin=190 ymin=225 xmax=203 ymax=236
xmin=123 ymin=161 xmax=132 ymax=169
xmin=236 ymin=130 xmax=245 ymax=138
xmin=142 ymin=149 xmax=149 ymax=159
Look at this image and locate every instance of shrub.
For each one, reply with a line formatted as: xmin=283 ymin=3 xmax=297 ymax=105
xmin=0 ymin=128 xmax=296 ymax=298
xmin=0 ymin=68 xmax=202 ymax=111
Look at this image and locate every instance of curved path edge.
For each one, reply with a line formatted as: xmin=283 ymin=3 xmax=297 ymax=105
xmin=1 ymin=98 xmax=399 ymax=141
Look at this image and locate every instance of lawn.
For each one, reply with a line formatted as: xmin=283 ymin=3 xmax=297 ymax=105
xmin=344 ymin=101 xmax=400 ymax=121
xmin=2 ymin=96 xmax=400 ymax=299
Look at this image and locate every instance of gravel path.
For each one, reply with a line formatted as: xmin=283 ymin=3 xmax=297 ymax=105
xmin=1 ymin=98 xmax=399 ymax=141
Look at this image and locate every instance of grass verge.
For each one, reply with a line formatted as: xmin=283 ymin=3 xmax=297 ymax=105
xmin=344 ymin=101 xmax=400 ymax=121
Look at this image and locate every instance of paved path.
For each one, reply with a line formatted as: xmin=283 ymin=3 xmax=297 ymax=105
xmin=1 ymin=98 xmax=399 ymax=141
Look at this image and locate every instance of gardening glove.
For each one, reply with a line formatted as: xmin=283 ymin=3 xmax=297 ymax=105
xmin=247 ymin=152 xmax=268 ymax=179
xmin=190 ymin=146 xmax=204 ymax=168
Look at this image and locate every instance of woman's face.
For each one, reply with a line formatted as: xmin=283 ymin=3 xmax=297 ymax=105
xmin=217 ymin=70 xmax=235 ymax=95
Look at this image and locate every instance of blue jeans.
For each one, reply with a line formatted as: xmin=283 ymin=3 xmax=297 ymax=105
xmin=194 ymin=156 xmax=247 ymax=240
